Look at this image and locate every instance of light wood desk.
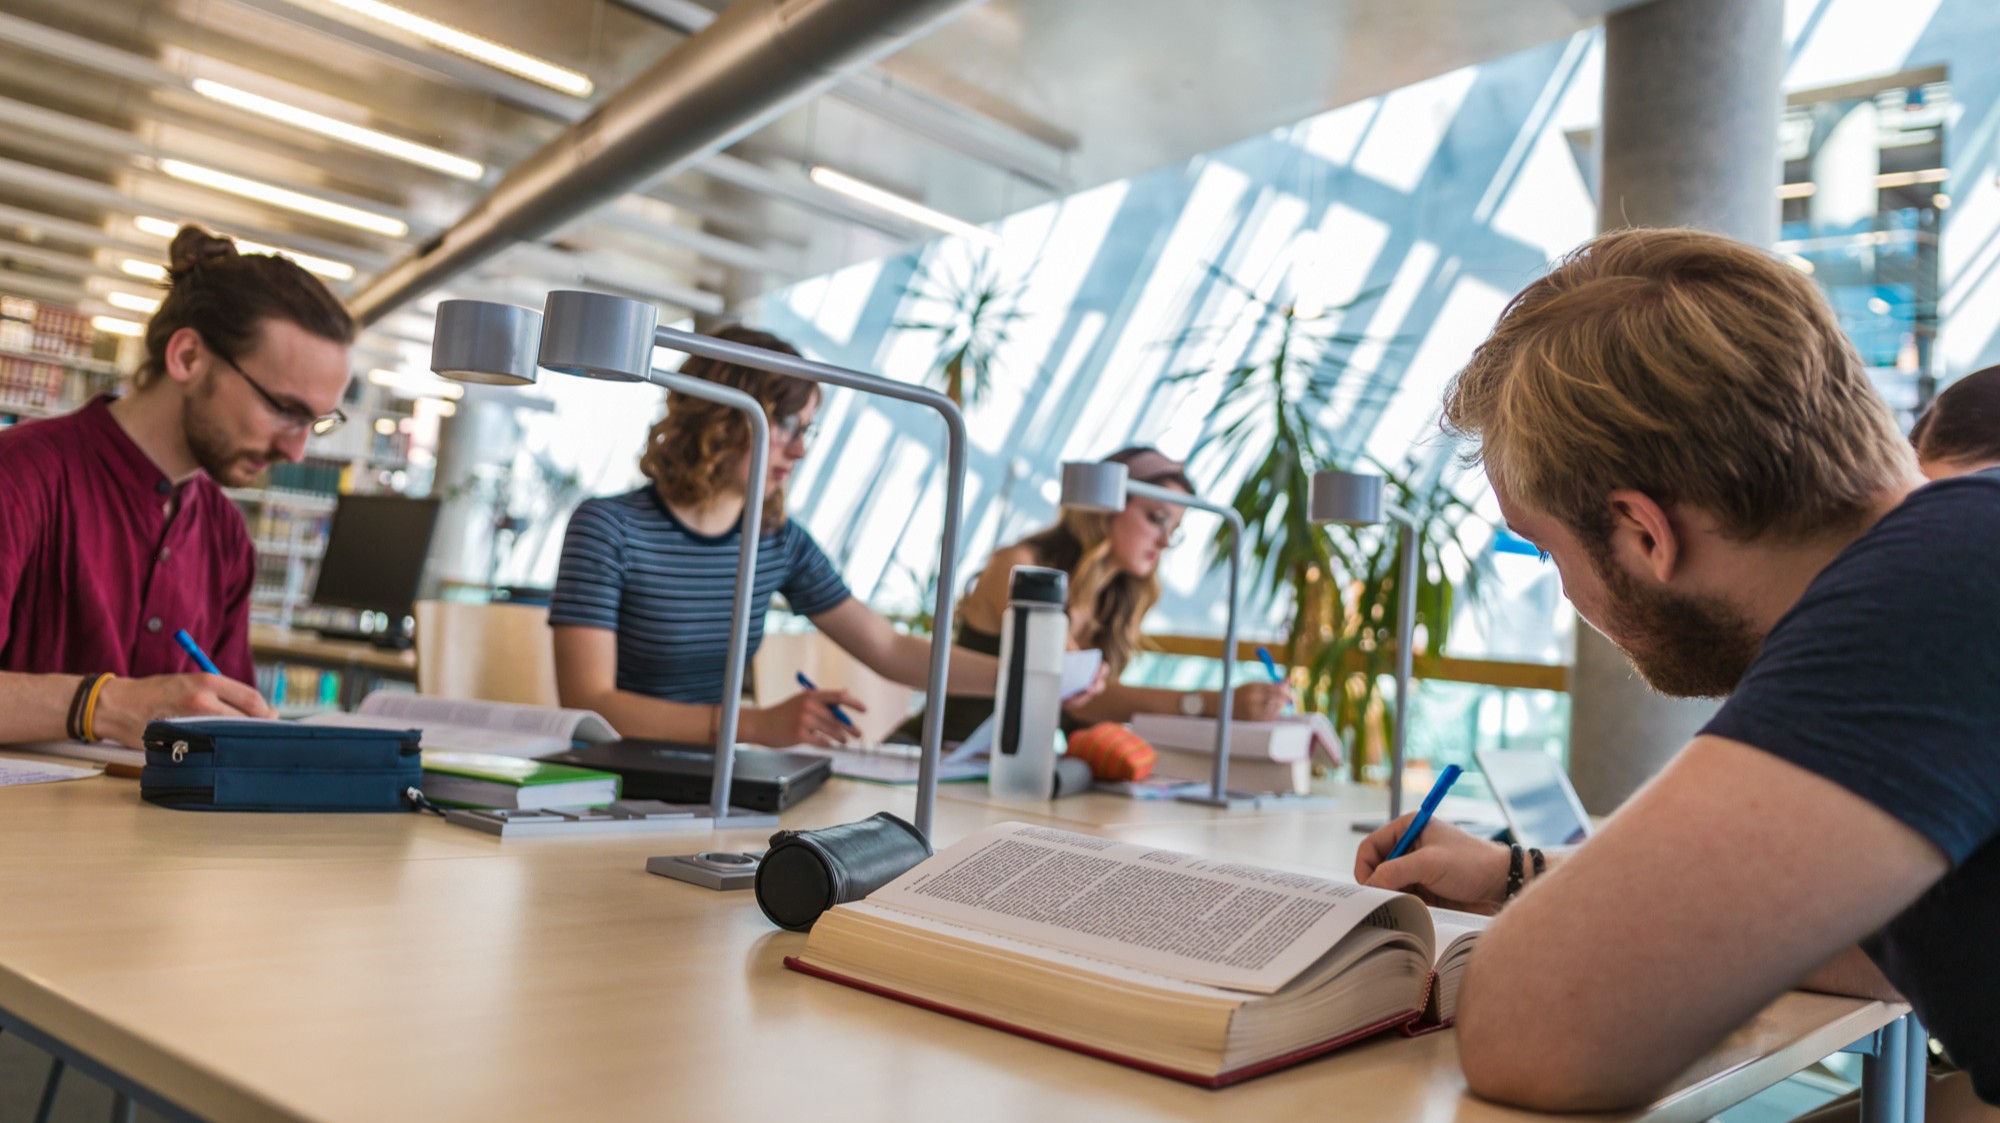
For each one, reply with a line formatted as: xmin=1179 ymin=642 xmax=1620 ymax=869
xmin=0 ymin=775 xmax=1907 ymax=1123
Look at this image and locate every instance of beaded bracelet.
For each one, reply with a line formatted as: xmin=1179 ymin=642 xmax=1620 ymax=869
xmin=1528 ymin=847 xmax=1547 ymax=880
xmin=1504 ymin=843 xmax=1526 ymax=899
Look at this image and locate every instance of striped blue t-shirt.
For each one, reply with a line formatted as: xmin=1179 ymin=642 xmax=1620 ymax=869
xmin=548 ymin=486 xmax=852 ymax=704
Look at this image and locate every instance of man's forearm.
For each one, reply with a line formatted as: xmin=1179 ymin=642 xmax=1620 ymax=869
xmin=0 ymin=672 xmax=86 ymax=742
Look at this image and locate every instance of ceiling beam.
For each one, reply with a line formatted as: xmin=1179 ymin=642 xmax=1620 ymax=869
xmin=585 ymin=197 xmax=800 ymax=276
xmin=346 ymin=0 xmax=977 ymax=323
xmin=497 ymin=243 xmax=725 ymax=317
xmin=211 ymin=0 xmax=586 ymax=120
xmin=693 ymin=152 xmax=922 ymax=238
xmin=0 ymin=155 xmax=391 ymax=266
xmin=0 ymin=94 xmax=430 ymax=239
xmin=609 ymin=0 xmax=1075 ymax=191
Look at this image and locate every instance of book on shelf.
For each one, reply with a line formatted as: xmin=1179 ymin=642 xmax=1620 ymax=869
xmin=786 ymin=821 xmax=1487 ymax=1087
xmin=420 ymin=751 xmax=620 ymax=809
xmin=301 ymin=692 xmax=617 ymax=757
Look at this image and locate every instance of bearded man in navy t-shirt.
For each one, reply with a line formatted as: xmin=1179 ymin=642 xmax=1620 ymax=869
xmin=1351 ymin=227 xmax=2000 ymax=1112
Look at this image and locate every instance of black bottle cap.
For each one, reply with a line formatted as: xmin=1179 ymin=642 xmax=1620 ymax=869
xmin=1007 ymin=565 xmax=1067 ymax=607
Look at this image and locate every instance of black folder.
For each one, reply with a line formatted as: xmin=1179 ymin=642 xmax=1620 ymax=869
xmin=539 ymin=739 xmax=832 ymax=813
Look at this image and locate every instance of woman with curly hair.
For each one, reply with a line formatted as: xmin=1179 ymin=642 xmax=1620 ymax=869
xmin=548 ymin=325 xmax=1002 ymax=748
xmin=895 ymin=446 xmax=1293 ymax=744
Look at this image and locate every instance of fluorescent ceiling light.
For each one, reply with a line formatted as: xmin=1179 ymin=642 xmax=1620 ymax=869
xmin=1777 ymin=182 xmax=1816 ymax=199
xmin=318 ymin=0 xmax=592 ymax=96
xmin=91 ymin=315 xmax=144 ymax=337
xmin=132 ymin=217 xmax=358 ymax=282
xmin=367 ymin=366 xmax=465 ymax=400
xmin=105 ymin=291 xmax=161 ymax=314
xmin=120 ymin=259 xmax=169 ymax=282
xmin=808 ymin=166 xmax=1001 ymax=248
xmin=190 ymin=79 xmax=484 ymax=181
xmin=158 ymin=160 xmax=408 ymax=238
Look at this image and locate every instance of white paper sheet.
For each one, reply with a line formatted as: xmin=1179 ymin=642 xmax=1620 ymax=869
xmin=0 ymin=756 xmax=102 ymax=786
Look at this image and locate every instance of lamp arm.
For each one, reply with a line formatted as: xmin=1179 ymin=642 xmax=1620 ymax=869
xmin=642 ymin=367 xmax=767 ymax=821
xmin=653 ymin=327 xmax=966 ymax=841
xmin=1390 ymin=515 xmax=1419 ymax=821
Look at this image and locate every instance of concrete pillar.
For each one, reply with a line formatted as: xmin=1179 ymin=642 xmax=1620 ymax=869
xmin=428 ymin=386 xmax=524 ymax=591
xmin=1572 ymin=0 xmax=1783 ymax=813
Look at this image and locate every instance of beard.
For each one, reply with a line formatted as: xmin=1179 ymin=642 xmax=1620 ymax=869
xmin=1587 ymin=550 xmax=1764 ymax=699
xmin=183 ymin=380 xmax=273 ymax=487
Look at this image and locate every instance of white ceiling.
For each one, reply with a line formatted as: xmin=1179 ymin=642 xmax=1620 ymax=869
xmin=0 ymin=0 xmax=1644 ymax=363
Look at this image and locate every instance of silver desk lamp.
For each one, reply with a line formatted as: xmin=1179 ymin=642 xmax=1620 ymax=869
xmin=1309 ymin=469 xmax=1420 ymax=821
xmin=433 ymin=291 xmax=970 ymax=844
xmin=431 ymin=293 xmax=778 ymax=841
xmin=1060 ymin=460 xmax=1254 ymax=810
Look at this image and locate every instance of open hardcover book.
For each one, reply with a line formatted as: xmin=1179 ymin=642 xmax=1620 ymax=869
xmin=302 ymin=692 xmax=617 ymax=757
xmin=786 ymin=822 xmax=1486 ymax=1087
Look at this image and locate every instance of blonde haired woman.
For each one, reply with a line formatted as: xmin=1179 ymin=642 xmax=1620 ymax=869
xmin=897 ymin=446 xmax=1292 ymax=743
xmin=550 ymin=324 xmax=999 ymax=748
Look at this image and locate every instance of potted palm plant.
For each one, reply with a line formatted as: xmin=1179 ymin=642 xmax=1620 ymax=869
xmin=1167 ymin=264 xmax=1487 ymax=778
xmin=893 ymin=250 xmax=1030 ymax=408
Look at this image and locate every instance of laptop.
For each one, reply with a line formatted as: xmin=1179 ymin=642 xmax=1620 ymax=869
xmin=1474 ymin=748 xmax=1594 ymax=848
xmin=540 ymin=740 xmax=832 ymax=813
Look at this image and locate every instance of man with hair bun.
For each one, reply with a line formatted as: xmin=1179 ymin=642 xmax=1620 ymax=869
xmin=1349 ymin=227 xmax=2000 ymax=1113
xmin=0 ymin=224 xmax=355 ymax=747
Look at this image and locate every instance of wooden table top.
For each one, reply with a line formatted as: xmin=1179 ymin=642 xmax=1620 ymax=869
xmin=0 ymin=772 xmax=1898 ymax=1123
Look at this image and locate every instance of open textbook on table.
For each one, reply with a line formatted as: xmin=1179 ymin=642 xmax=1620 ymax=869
xmin=787 ymin=821 xmax=1487 ymax=1086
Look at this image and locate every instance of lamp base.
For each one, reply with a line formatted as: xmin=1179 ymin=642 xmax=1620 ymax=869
xmin=1174 ymin=789 xmax=1264 ymax=811
xmin=646 ymin=851 xmax=761 ymax=891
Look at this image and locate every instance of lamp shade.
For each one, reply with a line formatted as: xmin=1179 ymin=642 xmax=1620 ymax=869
xmin=430 ymin=300 xmax=543 ymax=386
xmin=1060 ymin=460 xmax=1128 ymax=513
xmin=1309 ymin=469 xmax=1386 ymax=525
xmin=539 ymin=290 xmax=658 ymax=382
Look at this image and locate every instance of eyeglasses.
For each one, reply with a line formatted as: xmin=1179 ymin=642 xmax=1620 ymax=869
xmin=772 ymin=413 xmax=818 ymax=446
xmin=203 ymin=334 xmax=346 ymax=436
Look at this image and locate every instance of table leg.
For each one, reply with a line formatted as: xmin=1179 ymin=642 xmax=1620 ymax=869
xmin=1905 ymin=1018 xmax=1929 ymax=1123
xmin=1858 ymin=1014 xmax=1911 ymax=1123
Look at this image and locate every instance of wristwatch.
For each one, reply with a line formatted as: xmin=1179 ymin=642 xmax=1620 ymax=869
xmin=1178 ymin=692 xmax=1206 ymax=717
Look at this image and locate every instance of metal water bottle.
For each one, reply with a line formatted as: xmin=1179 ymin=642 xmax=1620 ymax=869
xmin=988 ymin=566 xmax=1068 ymax=800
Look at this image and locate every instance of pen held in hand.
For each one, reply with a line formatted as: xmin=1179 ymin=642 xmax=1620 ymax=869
xmin=1385 ymin=764 xmax=1465 ymax=862
xmin=795 ymin=672 xmax=856 ymax=729
xmin=173 ymin=629 xmax=223 ymax=676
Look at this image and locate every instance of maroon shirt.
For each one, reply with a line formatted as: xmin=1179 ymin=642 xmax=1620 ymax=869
xmin=0 ymin=395 xmax=257 ymax=682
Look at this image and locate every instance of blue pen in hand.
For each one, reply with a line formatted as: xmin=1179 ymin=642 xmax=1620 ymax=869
xmin=173 ymin=629 xmax=222 ymax=676
xmin=1385 ymin=764 xmax=1465 ymax=861
xmin=1255 ymin=646 xmax=1284 ymax=684
xmin=794 ymin=672 xmax=856 ymax=730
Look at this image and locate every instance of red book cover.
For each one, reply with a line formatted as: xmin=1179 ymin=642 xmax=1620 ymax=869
xmin=785 ymin=955 xmax=1426 ymax=1089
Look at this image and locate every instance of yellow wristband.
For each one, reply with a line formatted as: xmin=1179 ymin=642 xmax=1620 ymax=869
xmin=81 ymin=673 xmax=116 ymax=743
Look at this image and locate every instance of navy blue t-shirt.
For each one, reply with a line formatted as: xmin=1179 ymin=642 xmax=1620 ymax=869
xmin=1703 ymin=468 xmax=2000 ymax=1101
xmin=548 ymin=487 xmax=852 ymax=704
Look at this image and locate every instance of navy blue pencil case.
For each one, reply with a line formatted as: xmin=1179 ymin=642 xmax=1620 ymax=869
xmin=140 ymin=718 xmax=422 ymax=812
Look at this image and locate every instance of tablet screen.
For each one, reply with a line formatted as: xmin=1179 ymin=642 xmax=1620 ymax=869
xmin=1476 ymin=749 xmax=1591 ymax=848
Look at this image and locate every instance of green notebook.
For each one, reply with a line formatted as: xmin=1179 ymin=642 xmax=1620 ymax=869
xmin=420 ymin=751 xmax=621 ymax=810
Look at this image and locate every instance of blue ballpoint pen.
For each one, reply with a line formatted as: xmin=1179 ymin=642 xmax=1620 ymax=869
xmin=1255 ymin=646 xmax=1284 ymax=684
xmin=794 ymin=672 xmax=856 ymax=729
xmin=173 ymin=629 xmax=222 ymax=676
xmin=1385 ymin=764 xmax=1465 ymax=861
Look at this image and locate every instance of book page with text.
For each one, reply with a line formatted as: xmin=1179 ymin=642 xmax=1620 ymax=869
xmin=352 ymin=693 xmax=616 ymax=743
xmin=868 ymin=822 xmax=1431 ymax=993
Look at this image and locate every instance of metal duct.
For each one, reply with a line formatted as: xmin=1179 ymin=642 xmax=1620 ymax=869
xmin=348 ymin=0 xmax=981 ymax=326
